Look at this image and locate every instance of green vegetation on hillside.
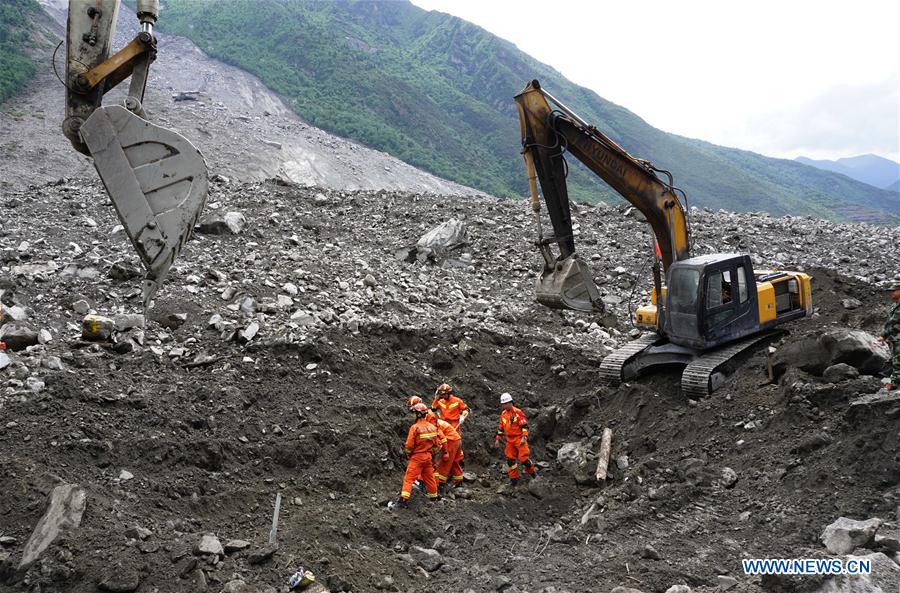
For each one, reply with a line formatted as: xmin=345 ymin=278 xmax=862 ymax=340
xmin=150 ymin=0 xmax=897 ymax=223
xmin=0 ymin=0 xmax=39 ymax=103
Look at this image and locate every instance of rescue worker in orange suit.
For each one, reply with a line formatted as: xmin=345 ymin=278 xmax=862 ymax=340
xmin=494 ymin=392 xmax=538 ymax=486
xmin=432 ymin=383 xmax=470 ymax=471
xmin=431 ymin=383 xmax=470 ymax=430
xmin=428 ymin=411 xmax=464 ymax=494
xmin=390 ymin=402 xmax=442 ymax=509
xmin=407 ymin=396 xmax=464 ymax=494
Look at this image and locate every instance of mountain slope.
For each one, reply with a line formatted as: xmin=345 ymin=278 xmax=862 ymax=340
xmin=0 ymin=0 xmax=40 ymax=102
xmin=0 ymin=0 xmax=480 ymax=195
xmin=796 ymin=154 xmax=900 ymax=190
xmin=140 ymin=0 xmax=898 ymax=224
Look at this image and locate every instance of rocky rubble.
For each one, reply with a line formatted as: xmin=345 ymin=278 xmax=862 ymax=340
xmin=0 ymin=176 xmax=899 ymax=593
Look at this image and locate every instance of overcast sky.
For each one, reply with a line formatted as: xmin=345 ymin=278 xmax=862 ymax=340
xmin=410 ymin=0 xmax=900 ymax=164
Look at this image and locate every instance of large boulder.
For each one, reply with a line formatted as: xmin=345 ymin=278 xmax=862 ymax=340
xmin=814 ymin=552 xmax=900 ymax=592
xmin=0 ymin=322 xmax=38 ymax=351
xmin=18 ymin=484 xmax=86 ymax=570
xmin=416 ymin=219 xmax=468 ymax=256
xmin=197 ymin=211 xmax=247 ymax=235
xmin=819 ymin=329 xmax=890 ymax=375
xmin=557 ymin=439 xmax=598 ymax=485
xmin=820 ymin=517 xmax=882 ymax=555
xmin=417 ymin=219 xmax=468 ymax=250
xmin=773 ymin=330 xmax=890 ymax=378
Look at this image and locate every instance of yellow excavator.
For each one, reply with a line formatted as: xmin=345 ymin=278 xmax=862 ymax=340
xmin=63 ymin=0 xmax=208 ymax=308
xmin=515 ymin=80 xmax=812 ymax=396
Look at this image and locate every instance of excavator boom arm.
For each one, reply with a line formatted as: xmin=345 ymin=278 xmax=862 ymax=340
xmin=515 ymin=80 xmax=691 ymax=272
xmin=63 ymin=0 xmax=207 ymax=308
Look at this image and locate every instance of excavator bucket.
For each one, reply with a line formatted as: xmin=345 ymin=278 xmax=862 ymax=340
xmin=535 ymin=256 xmax=604 ymax=312
xmin=79 ymin=105 xmax=208 ymax=307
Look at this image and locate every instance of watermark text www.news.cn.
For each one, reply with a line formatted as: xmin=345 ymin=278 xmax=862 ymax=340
xmin=742 ymin=558 xmax=871 ymax=575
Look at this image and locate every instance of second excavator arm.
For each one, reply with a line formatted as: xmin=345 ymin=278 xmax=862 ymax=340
xmin=514 ymin=79 xmax=690 ymax=313
xmin=64 ymin=0 xmax=208 ymax=308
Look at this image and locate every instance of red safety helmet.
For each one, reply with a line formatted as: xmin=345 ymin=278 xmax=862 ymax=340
xmin=407 ymin=395 xmax=423 ymax=409
xmin=412 ymin=402 xmax=429 ymax=414
xmin=435 ymin=383 xmax=453 ymax=397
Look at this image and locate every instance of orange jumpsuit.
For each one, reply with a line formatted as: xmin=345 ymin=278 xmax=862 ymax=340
xmin=432 ymin=416 xmax=464 ymax=485
xmin=431 ymin=394 xmax=469 ymax=430
xmin=401 ymin=418 xmax=441 ymax=501
xmin=432 ymin=394 xmax=469 ymax=465
xmin=496 ymin=406 xmax=535 ymax=480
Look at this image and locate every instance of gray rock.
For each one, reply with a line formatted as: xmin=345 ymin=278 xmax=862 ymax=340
xmin=717 ymin=575 xmax=737 ymax=590
xmin=527 ymin=478 xmax=550 ymax=499
xmin=224 ymin=539 xmax=251 ymax=553
xmin=611 ymin=588 xmax=646 ymax=593
xmin=363 ymin=273 xmax=377 ymax=287
xmin=193 ymin=534 xmax=224 ymax=557
xmin=417 ymin=219 xmax=469 ymax=255
xmin=840 ymin=298 xmax=862 ymax=310
xmin=18 ymin=484 xmax=86 ymax=569
xmin=640 ymin=544 xmax=661 ymax=560
xmin=113 ymin=314 xmax=145 ymax=332
xmin=774 ymin=329 xmax=890 ymax=377
xmin=814 ymin=552 xmax=900 ymax=592
xmin=871 ymin=529 xmax=900 ymax=553
xmin=246 ymin=543 xmax=277 ymax=565
xmin=98 ymin=568 xmax=141 ymax=592
xmin=40 ymin=355 xmax=62 ymax=371
xmin=124 ymin=526 xmax=152 ymax=540
xmin=0 ymin=351 xmax=9 ymax=371
xmin=822 ymin=363 xmax=859 ymax=383
xmin=222 ymin=581 xmax=259 ymax=593
xmin=792 ymin=432 xmax=834 ymax=454
xmin=159 ymin=313 xmax=188 ymax=329
xmin=712 ymin=467 xmax=738 ymax=489
xmin=25 ymin=376 xmax=45 ymax=393
xmin=557 ymin=440 xmax=597 ymax=485
xmin=820 ymin=517 xmax=882 ymax=555
xmin=0 ymin=322 xmax=38 ymax=351
xmin=198 ymin=211 xmax=247 ymax=235
xmin=0 ymin=305 xmax=28 ymax=322
xmin=238 ymin=322 xmax=259 ymax=344
xmin=72 ymin=299 xmax=91 ymax=315
xmin=410 ymin=546 xmax=443 ymax=572
xmin=820 ymin=329 xmax=890 ymax=375
xmin=664 ymin=587 xmax=692 ymax=593
xmin=491 ymin=574 xmax=511 ymax=591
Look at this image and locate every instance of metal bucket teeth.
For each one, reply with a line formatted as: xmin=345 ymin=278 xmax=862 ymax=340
xmin=79 ymin=105 xmax=208 ymax=307
xmin=535 ymin=255 xmax=603 ymax=312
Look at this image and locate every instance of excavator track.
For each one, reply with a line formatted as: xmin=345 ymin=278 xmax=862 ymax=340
xmin=680 ymin=331 xmax=780 ymax=398
xmin=598 ymin=332 xmax=662 ymax=383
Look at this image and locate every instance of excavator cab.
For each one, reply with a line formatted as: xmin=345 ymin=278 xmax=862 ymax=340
xmin=64 ymin=0 xmax=207 ymax=307
xmin=664 ymin=254 xmax=764 ymax=350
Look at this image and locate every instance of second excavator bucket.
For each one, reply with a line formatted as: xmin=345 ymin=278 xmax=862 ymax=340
xmin=536 ymin=255 xmax=604 ymax=313
xmin=79 ymin=105 xmax=208 ymax=307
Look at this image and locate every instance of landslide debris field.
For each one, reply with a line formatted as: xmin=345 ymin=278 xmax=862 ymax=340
xmin=1 ymin=178 xmax=899 ymax=593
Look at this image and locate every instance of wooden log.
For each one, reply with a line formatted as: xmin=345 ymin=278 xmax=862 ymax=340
xmin=595 ymin=427 xmax=613 ymax=481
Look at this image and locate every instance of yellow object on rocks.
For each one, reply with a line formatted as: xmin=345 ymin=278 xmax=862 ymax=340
xmin=82 ymin=314 xmax=115 ymax=341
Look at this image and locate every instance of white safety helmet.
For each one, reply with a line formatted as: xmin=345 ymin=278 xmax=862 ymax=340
xmin=499 ymin=392 xmax=513 ymax=404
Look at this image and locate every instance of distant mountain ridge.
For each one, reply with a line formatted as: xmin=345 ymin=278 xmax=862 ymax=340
xmin=795 ymin=154 xmax=900 ymax=191
xmin=12 ymin=0 xmax=896 ymax=224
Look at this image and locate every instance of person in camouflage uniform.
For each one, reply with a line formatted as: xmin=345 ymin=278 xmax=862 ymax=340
xmin=878 ymin=281 xmax=900 ymax=389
